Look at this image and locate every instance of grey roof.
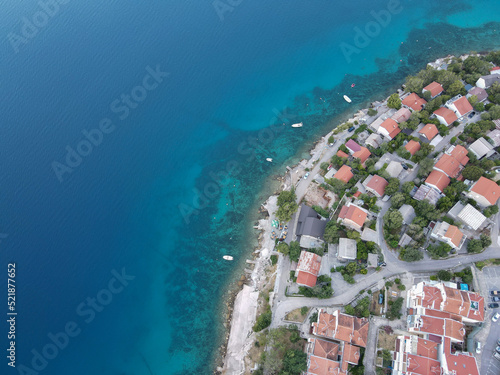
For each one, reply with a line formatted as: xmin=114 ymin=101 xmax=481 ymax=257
xmin=361 ymin=227 xmax=378 ymax=243
xmin=478 ymin=74 xmax=500 ymax=88
xmin=447 ymin=201 xmax=465 ymax=220
xmin=487 ymin=129 xmax=500 ymax=147
xmin=367 ymin=253 xmax=378 ymax=268
xmin=386 ymin=161 xmax=403 ymax=178
xmin=469 ymin=137 xmax=494 ymax=159
xmin=399 ymin=204 xmax=416 ymax=224
xmin=296 ymin=204 xmax=328 ymax=239
xmin=457 ymin=204 xmax=486 ymax=230
xmin=398 ymin=233 xmax=413 ymax=247
xmin=467 ymin=86 xmax=488 ymax=102
xmin=413 ymin=184 xmax=441 ymax=205
xmin=338 ymin=238 xmax=357 ymax=260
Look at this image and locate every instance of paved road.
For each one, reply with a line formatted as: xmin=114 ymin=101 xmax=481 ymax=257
xmin=480 ymin=266 xmax=500 ymax=375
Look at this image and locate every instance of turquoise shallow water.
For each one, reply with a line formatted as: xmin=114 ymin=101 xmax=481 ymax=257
xmin=0 ymin=1 xmax=499 ymax=374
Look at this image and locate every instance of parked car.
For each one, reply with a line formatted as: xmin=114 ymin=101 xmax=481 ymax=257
xmin=378 ymin=294 xmax=384 ymax=304
xmin=497 ymin=338 xmax=500 ymax=346
xmin=493 ymin=313 xmax=500 ymax=322
xmin=327 ymin=164 xmax=333 ymax=171
xmin=378 ymin=262 xmax=387 ymax=267
xmin=496 ymin=346 xmax=500 ymax=353
xmin=303 ymin=172 xmax=310 ymax=180
xmin=468 ymin=111 xmax=476 ymax=119
xmin=491 ymin=290 xmax=500 ymax=296
xmin=401 ymin=163 xmax=408 ymax=170
xmin=493 ymin=296 xmax=500 ymax=302
xmin=348 ymin=126 xmax=355 ymax=132
xmin=495 ymin=352 xmax=500 ymax=361
xmin=489 ymin=303 xmax=500 ymax=308
xmin=476 ymin=341 xmax=482 ymax=354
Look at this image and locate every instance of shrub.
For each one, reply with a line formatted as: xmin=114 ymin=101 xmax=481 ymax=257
xmin=300 ymin=306 xmax=308 ymax=316
xmin=430 ymin=275 xmax=438 ymax=281
xmin=270 ymin=255 xmax=278 ymax=265
xmin=437 ymin=270 xmax=452 ymax=281
xmin=394 ymin=278 xmax=401 ymax=284
xmin=309 ymin=312 xmax=318 ymax=324
xmin=360 ymin=269 xmax=368 ymax=275
xmin=398 ymin=284 xmax=406 ymax=290
xmin=253 ymin=309 xmax=272 ymax=332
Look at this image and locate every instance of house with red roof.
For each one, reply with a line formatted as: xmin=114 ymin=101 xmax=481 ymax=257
xmin=391 ymin=107 xmax=412 ymax=123
xmin=312 ymin=309 xmax=369 ymax=348
xmin=405 ymin=140 xmax=421 ymax=156
xmin=338 ymin=203 xmax=368 ymax=232
xmin=433 ymin=107 xmax=457 ymax=127
xmin=491 ymin=66 xmax=500 ymax=75
xmin=336 ymin=150 xmax=349 ymax=159
xmin=377 ymin=118 xmax=401 ymax=139
xmin=352 ymin=146 xmax=371 ymax=165
xmin=419 ymin=124 xmax=439 ymax=141
xmin=433 ymin=148 xmax=468 ymax=178
xmin=363 ymin=175 xmax=389 ymax=198
xmin=425 ymin=170 xmax=450 ymax=193
xmin=430 ymin=221 xmax=466 ymax=250
xmin=467 ymin=176 xmax=500 ymax=207
xmin=295 ymin=251 xmax=322 ymax=288
xmin=333 ymin=165 xmax=353 ymax=183
xmin=422 ymin=81 xmax=444 ymax=98
xmin=445 ymin=95 xmax=473 ymax=119
xmin=402 ymin=93 xmax=427 ymax=112
xmin=345 ymin=139 xmax=361 ymax=154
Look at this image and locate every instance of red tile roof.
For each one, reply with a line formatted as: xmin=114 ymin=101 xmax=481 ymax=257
xmin=425 ymin=170 xmax=450 ymax=192
xmin=443 ymin=337 xmax=479 ymax=375
xmin=334 ymin=165 xmax=353 ymax=183
xmin=296 ymin=251 xmax=322 ymax=288
xmin=407 ymin=354 xmax=442 ymax=375
xmin=345 ymin=139 xmax=361 ymax=153
xmin=380 ymin=118 xmax=400 ymax=139
xmin=452 ymin=96 xmax=473 ymax=117
xmin=366 ymin=175 xmax=388 ymax=197
xmin=405 ymin=140 xmax=421 ymax=155
xmin=444 ymin=225 xmax=464 ymax=248
xmin=307 ymin=354 xmax=342 ymax=375
xmin=423 ymin=81 xmax=444 ymax=97
xmin=352 ymin=146 xmax=371 ymax=164
xmin=342 ymin=343 xmax=360 ymax=365
xmin=470 ymin=176 xmax=500 ymax=205
xmin=313 ymin=310 xmax=369 ymax=347
xmin=433 ymin=107 xmax=457 ymax=126
xmin=450 ymin=145 xmax=469 ymax=166
xmin=416 ymin=339 xmax=439 ymax=360
xmin=444 ymin=318 xmax=466 ymax=341
xmin=353 ymin=191 xmax=362 ymax=198
xmin=442 ymin=286 xmax=485 ymax=322
xmin=336 ymin=150 xmax=349 ymax=158
xmin=434 ymin=154 xmax=462 ymax=178
xmin=339 ymin=205 xmax=367 ymax=228
xmin=312 ymin=338 xmax=340 ymax=360
xmin=422 ymin=286 xmax=444 ymax=310
xmin=391 ymin=107 xmax=412 ymax=123
xmin=402 ymin=93 xmax=427 ymax=111
xmin=417 ymin=315 xmax=445 ymax=336
xmin=419 ymin=124 xmax=439 ymax=140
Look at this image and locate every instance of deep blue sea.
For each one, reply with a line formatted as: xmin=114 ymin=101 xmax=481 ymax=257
xmin=0 ymin=1 xmax=499 ymax=374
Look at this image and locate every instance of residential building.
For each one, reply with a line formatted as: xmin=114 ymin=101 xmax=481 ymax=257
xmin=404 ymin=140 xmax=420 ymax=156
xmin=386 ymin=161 xmax=403 ymax=178
xmin=295 ymin=251 xmax=322 ymax=288
xmin=487 ymin=129 xmax=500 ymax=147
xmin=476 ymin=73 xmax=500 ymax=89
xmin=413 ymin=184 xmax=442 ymax=205
xmin=312 ymin=309 xmax=369 ymax=347
xmin=363 ymin=175 xmax=389 ymax=198
xmin=360 ymin=227 xmax=378 ymax=243
xmin=422 ymin=81 xmax=444 ymax=98
xmin=402 ymin=93 xmax=427 ymax=111
xmin=419 ymin=123 xmax=439 ymax=141
xmin=336 ymin=150 xmax=349 ymax=158
xmin=378 ymin=118 xmax=401 ymax=139
xmin=467 ymin=176 xmax=500 ymax=207
xmin=338 ymin=203 xmax=368 ymax=232
xmin=367 ymin=253 xmax=378 ymax=268
xmin=296 ymin=204 xmax=328 ymax=249
xmin=345 ymin=139 xmax=361 ymax=154
xmin=365 ymin=133 xmax=383 ymax=149
xmin=399 ymin=204 xmax=416 ymax=225
xmin=495 ymin=118 xmax=500 ymax=130
xmin=391 ymin=107 xmax=412 ymax=123
xmin=337 ymin=238 xmax=357 ymax=262
xmin=445 ymin=95 xmax=473 ymax=119
xmin=333 ymin=165 xmax=354 ymax=183
xmin=430 ymin=221 xmax=466 ymax=249
xmin=433 ymin=146 xmax=468 ymax=178
xmin=306 ymin=338 xmax=346 ymax=375
xmin=433 ymin=107 xmax=457 ymax=127
xmin=352 ymin=146 xmax=371 ymax=165
xmin=490 ymin=66 xmax=500 ymax=75
xmin=467 ymin=86 xmax=488 ymax=102
xmin=425 ymin=170 xmax=450 ymax=193
xmin=456 ymin=203 xmax=487 ymax=231
xmin=449 ymin=145 xmax=469 ymax=166
xmin=469 ymin=137 xmax=494 ymax=159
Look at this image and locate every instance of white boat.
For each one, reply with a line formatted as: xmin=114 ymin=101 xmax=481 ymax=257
xmin=223 ymin=255 xmax=233 ymax=261
xmin=266 ymin=158 xmax=273 ymax=162
xmin=291 ymin=122 xmax=303 ymax=128
xmin=343 ymin=95 xmax=352 ymax=103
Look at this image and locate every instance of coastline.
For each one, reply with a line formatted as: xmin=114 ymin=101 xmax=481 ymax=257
xmin=218 ymin=51 xmax=485 ymax=374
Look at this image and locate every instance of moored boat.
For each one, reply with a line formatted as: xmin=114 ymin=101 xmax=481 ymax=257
xmin=291 ymin=122 xmax=303 ymax=128
xmin=223 ymin=255 xmax=233 ymax=261
xmin=343 ymin=95 xmax=352 ymax=103
xmin=266 ymin=158 xmax=273 ymax=162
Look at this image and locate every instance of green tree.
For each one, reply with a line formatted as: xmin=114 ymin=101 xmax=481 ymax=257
xmin=446 ymin=80 xmax=464 ymax=97
xmin=481 ymin=234 xmax=492 ymax=248
xmin=300 ymin=306 xmax=308 ymax=316
xmin=390 ymin=192 xmax=405 ymax=209
xmin=483 ymin=205 xmax=499 ymax=217
xmin=401 ymin=181 xmax=415 ymax=195
xmin=405 ymin=76 xmax=425 ymax=93
xmin=320 ymin=162 xmax=329 ymax=172
xmin=384 ymin=178 xmax=400 ymax=196
xmin=428 ymin=242 xmax=452 ymax=259
xmin=402 ymin=248 xmax=424 ymax=262
xmin=345 ymin=262 xmax=357 ymax=276
xmin=324 ymin=221 xmax=342 ymax=244
xmin=387 ymin=93 xmax=402 ymax=109
xmin=368 ymin=108 xmax=378 ymax=116
xmin=417 ymin=157 xmax=435 ymax=178
xmin=382 ymin=349 xmax=392 ymax=362
xmin=281 ymin=349 xmax=307 ymax=375
xmin=277 ymin=243 xmax=290 ymax=256
xmin=384 ymin=209 xmax=404 ymax=230
xmin=437 ymin=196 xmax=453 ymax=212
xmin=289 ymin=241 xmax=301 ymax=262
xmin=462 ymin=165 xmax=484 ymax=181
xmin=387 ymin=297 xmax=404 ymax=320
xmin=437 ymin=270 xmax=452 ymax=281
xmin=253 ymin=309 xmax=272 ymax=332
xmin=276 ymin=189 xmax=298 ymax=222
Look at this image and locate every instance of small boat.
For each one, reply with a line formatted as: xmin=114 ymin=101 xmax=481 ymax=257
xmin=351 ymin=83 xmax=355 ymax=88
xmin=291 ymin=122 xmax=303 ymax=128
xmin=343 ymin=95 xmax=352 ymax=103
xmin=223 ymin=255 xmax=233 ymax=261
xmin=266 ymin=158 xmax=273 ymax=162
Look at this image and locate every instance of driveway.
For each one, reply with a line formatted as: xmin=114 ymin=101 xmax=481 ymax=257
xmin=479 ymin=266 xmax=500 ymax=375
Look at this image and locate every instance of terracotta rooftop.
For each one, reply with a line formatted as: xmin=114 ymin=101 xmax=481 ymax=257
xmin=312 ymin=338 xmax=340 ymax=361
xmin=307 ymin=354 xmax=342 ymax=375
xmin=434 ymin=154 xmax=462 ymax=178
xmin=402 ymin=93 xmax=427 ymax=111
xmin=342 ymin=343 xmax=360 ymax=365
xmin=444 ymin=225 xmax=464 ymax=248
xmin=444 ymin=318 xmax=466 ymax=341
xmin=339 ymin=204 xmax=367 ymax=228
xmin=419 ymin=124 xmax=439 ymax=140
xmin=380 ymin=118 xmax=400 ymax=139
xmin=422 ymin=286 xmax=444 ymax=310
xmin=366 ymin=175 xmax=389 ymax=197
xmin=443 ymin=337 xmax=479 ymax=375
xmin=296 ymin=251 xmax=322 ymax=288
xmin=425 ymin=170 xmax=450 ymax=192
xmin=449 ymin=145 xmax=469 ymax=166
xmin=416 ymin=338 xmax=439 ymax=360
xmin=405 ymin=140 xmax=421 ymax=155
xmin=418 ymin=315 xmax=445 ymax=336
xmin=353 ymin=191 xmax=361 ymax=198
xmin=391 ymin=107 xmax=412 ymax=123
xmin=407 ymin=354 xmax=442 ymax=375
xmin=345 ymin=139 xmax=361 ymax=153
xmin=312 ymin=310 xmax=369 ymax=347
xmin=442 ymin=286 xmax=484 ymax=322
xmin=470 ymin=176 xmax=500 ymax=205
xmin=434 ymin=107 xmax=458 ymax=125
xmin=336 ymin=150 xmax=349 ymax=158
xmin=451 ymin=96 xmax=473 ymax=117
xmin=352 ymin=146 xmax=371 ymax=164
xmin=423 ymin=81 xmax=444 ymax=97
xmin=333 ymin=165 xmax=354 ymax=183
